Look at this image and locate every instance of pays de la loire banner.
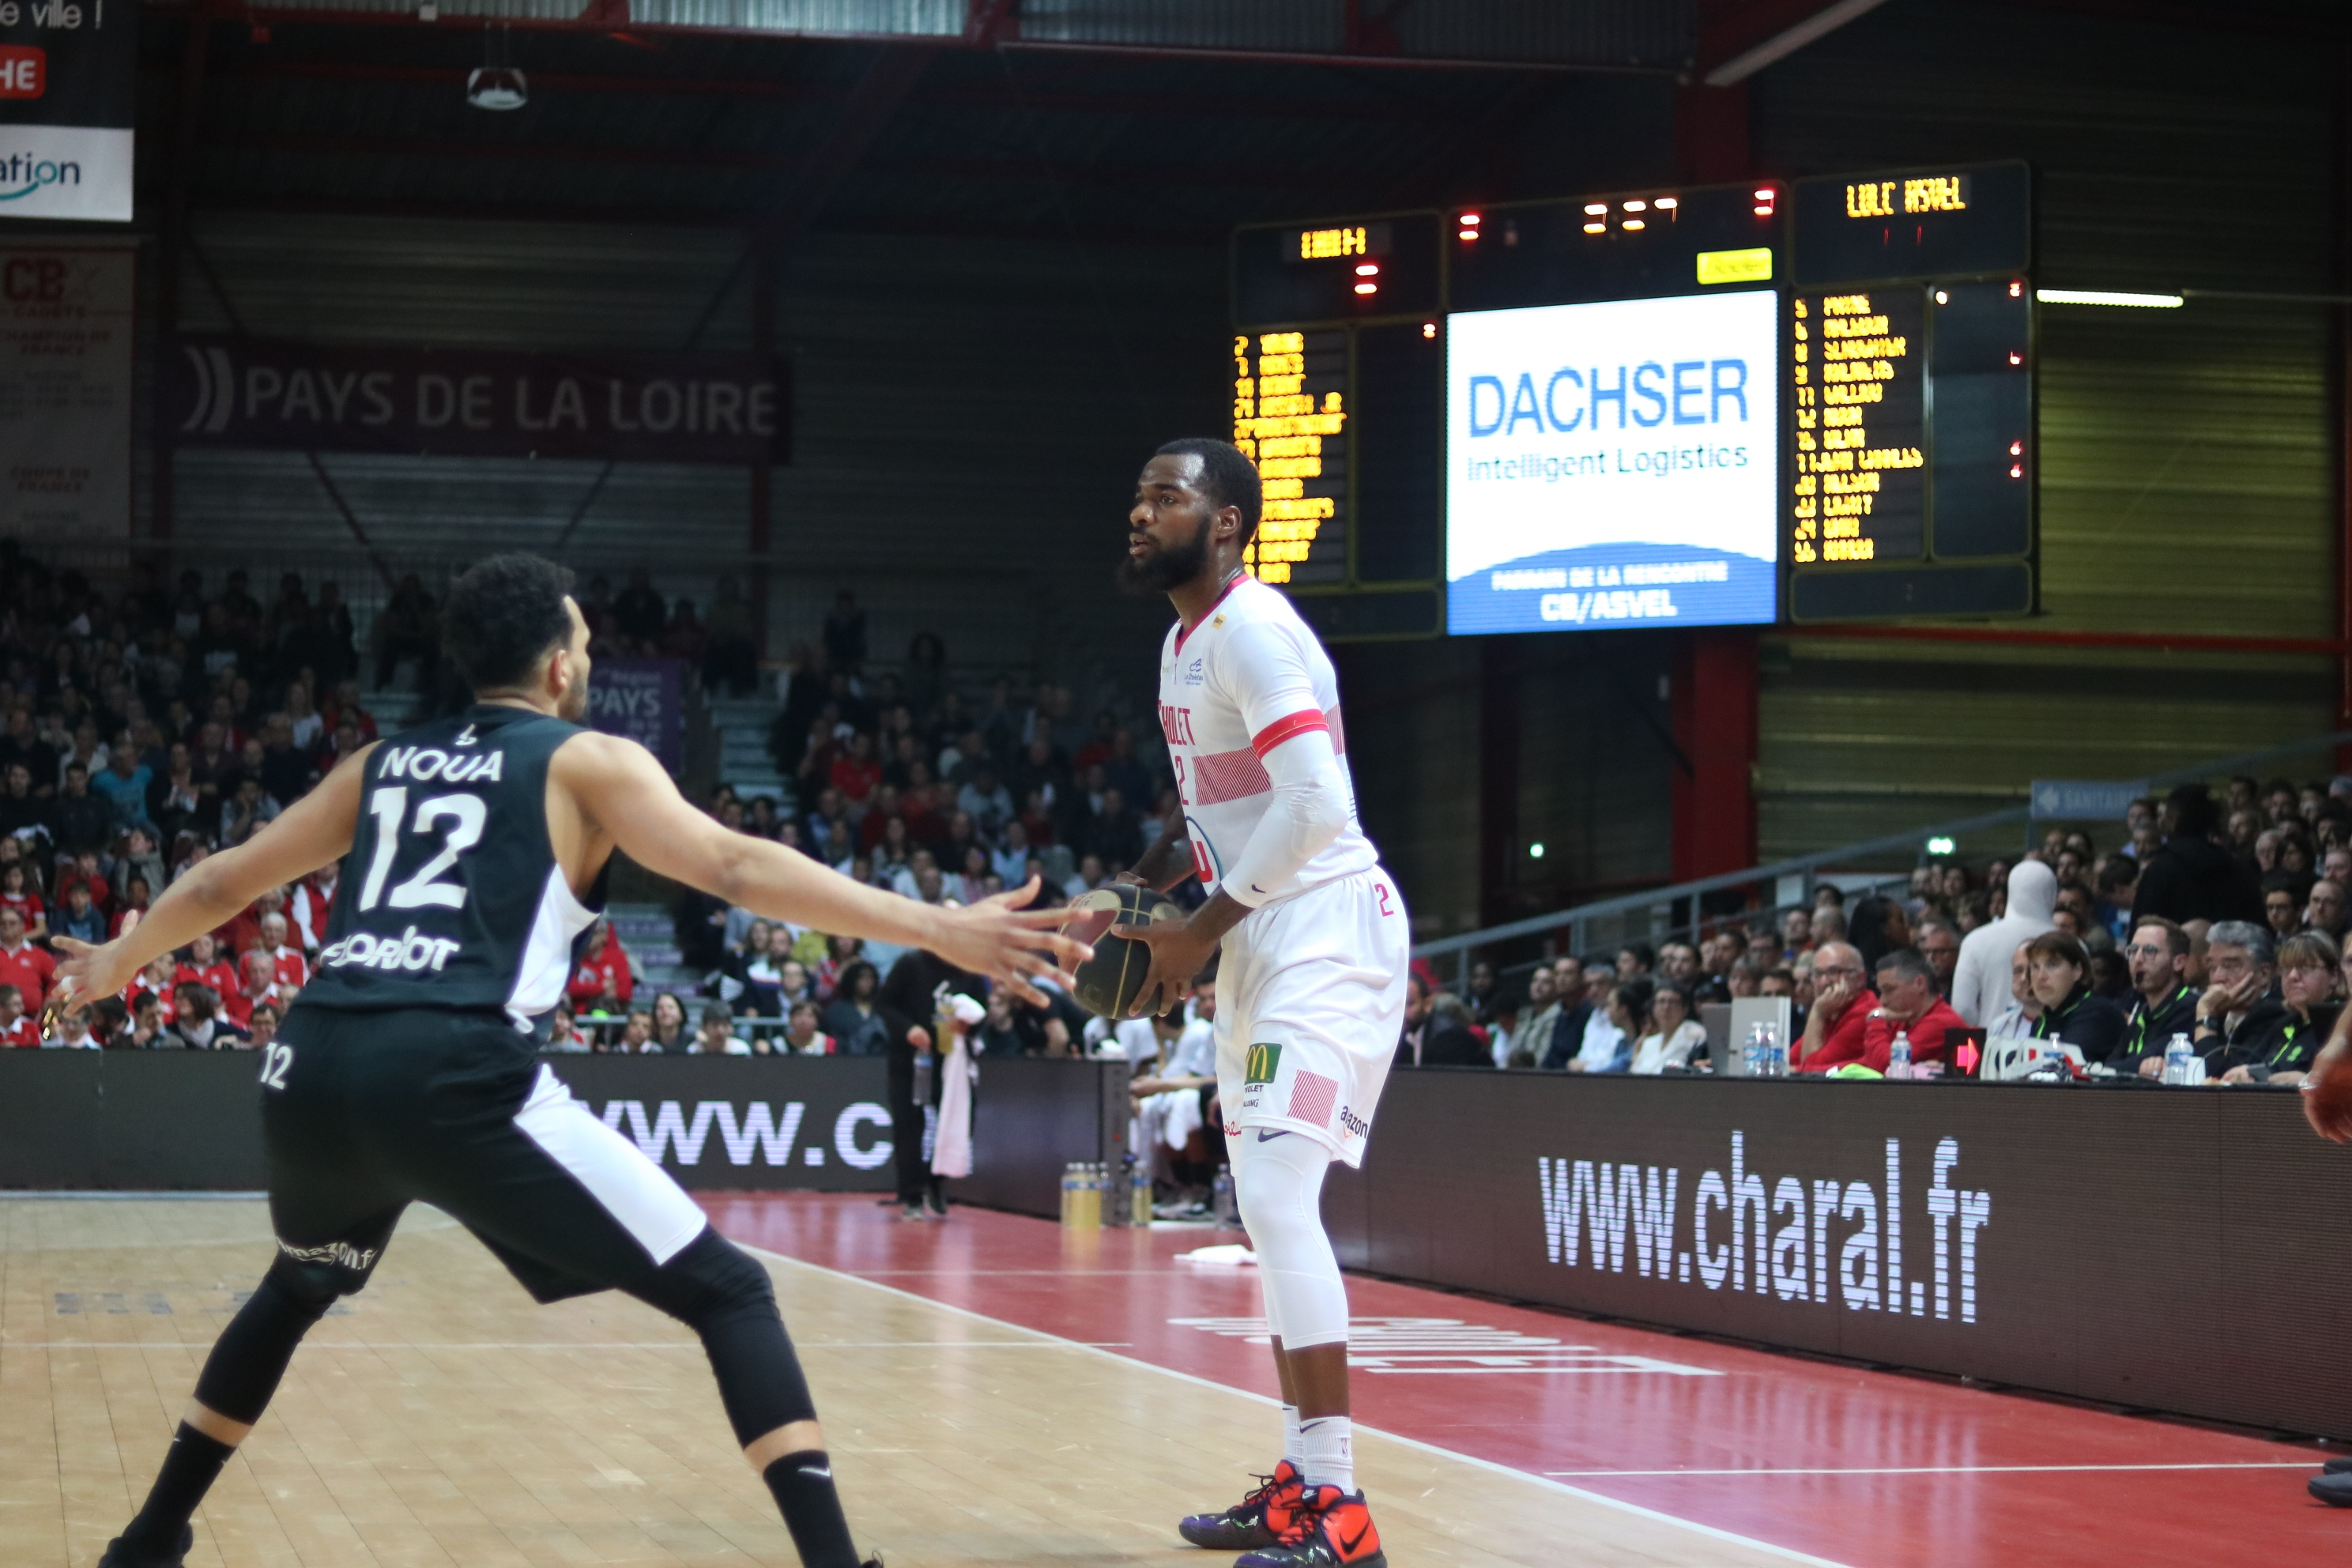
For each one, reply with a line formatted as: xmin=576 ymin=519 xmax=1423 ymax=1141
xmin=0 ymin=0 xmax=134 ymax=221
xmin=165 ymin=337 xmax=790 ymax=465
xmin=587 ymin=657 xmax=684 ymax=775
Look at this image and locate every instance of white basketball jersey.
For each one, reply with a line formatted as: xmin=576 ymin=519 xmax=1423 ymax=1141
xmin=1154 ymin=575 xmax=1377 ymax=904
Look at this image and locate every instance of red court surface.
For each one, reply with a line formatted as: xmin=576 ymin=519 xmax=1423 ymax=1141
xmin=703 ymin=1192 xmax=2336 ymax=1568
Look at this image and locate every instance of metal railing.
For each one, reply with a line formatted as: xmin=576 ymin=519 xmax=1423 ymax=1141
xmin=1413 ymin=726 xmax=2352 ymax=985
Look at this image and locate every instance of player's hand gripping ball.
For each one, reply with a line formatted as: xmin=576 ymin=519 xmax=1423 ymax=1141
xmin=1060 ymin=884 xmax=1181 ymax=1019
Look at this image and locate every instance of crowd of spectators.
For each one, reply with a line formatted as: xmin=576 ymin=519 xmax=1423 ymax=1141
xmin=0 ymin=545 xmax=374 ymax=1049
xmin=1407 ymin=776 xmax=2352 ymax=1089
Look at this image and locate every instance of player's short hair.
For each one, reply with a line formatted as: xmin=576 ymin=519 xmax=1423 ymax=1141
xmin=443 ymin=553 xmax=576 ymax=692
xmin=1156 ymin=437 xmax=1263 ymax=543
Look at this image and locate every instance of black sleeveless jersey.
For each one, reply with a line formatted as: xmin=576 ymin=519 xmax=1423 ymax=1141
xmin=303 ymin=704 xmax=607 ymax=1022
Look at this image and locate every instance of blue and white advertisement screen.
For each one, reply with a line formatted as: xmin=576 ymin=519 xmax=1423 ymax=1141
xmin=1444 ymin=290 xmax=1779 ymax=635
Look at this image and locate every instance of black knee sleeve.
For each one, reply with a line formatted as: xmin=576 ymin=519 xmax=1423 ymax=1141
xmin=193 ymin=1258 xmax=339 ymax=1424
xmin=626 ymin=1231 xmax=817 ymax=1447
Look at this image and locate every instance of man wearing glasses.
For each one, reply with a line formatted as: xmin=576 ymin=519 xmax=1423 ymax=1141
xmin=1791 ymin=941 xmax=1873 ymax=1071
xmin=2121 ymin=916 xmax=2200 ymax=1079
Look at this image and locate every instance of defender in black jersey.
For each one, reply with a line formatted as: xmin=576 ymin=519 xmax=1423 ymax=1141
xmin=55 ymin=556 xmax=1088 ymax=1568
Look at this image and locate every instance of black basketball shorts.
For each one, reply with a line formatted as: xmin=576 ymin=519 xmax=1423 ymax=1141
xmin=261 ymin=1001 xmax=710 ymax=1304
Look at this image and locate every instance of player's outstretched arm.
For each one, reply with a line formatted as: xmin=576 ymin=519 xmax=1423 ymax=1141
xmin=53 ymin=742 xmax=375 ymax=1012
xmin=558 ymin=733 xmax=1090 ymax=1003
xmin=2304 ymin=1012 xmax=2352 ymax=1143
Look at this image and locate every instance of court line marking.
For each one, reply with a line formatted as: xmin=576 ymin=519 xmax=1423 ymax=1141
xmin=738 ymin=1242 xmax=1861 ymax=1568
xmin=2 ymin=1340 xmax=1133 ymax=1351
xmin=1547 ymin=1463 xmax=2320 ymax=1477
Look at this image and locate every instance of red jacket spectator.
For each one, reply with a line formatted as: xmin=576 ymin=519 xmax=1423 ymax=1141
xmin=829 ymin=737 xmax=882 ymax=804
xmin=0 ymin=985 xmax=35 ymax=1046
xmin=567 ymin=925 xmax=633 ymax=1009
xmin=1857 ymin=996 xmax=1969 ymax=1074
xmin=1795 ymin=945 xmax=1875 ymax=1073
xmin=0 ymin=920 xmax=57 ymax=1012
xmin=175 ymin=934 xmax=239 ymax=1005
xmin=289 ymin=869 xmax=340 ymax=953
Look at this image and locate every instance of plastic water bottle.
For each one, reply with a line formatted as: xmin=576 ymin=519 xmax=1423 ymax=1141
xmin=1059 ymin=1162 xmax=1079 ymax=1227
xmin=1132 ymin=1160 xmax=1154 ymax=1227
xmin=1072 ymin=1164 xmax=1102 ymax=1231
xmin=1766 ymin=1023 xmax=1789 ymax=1079
xmin=1887 ymin=1029 xmax=1912 ymax=1081
xmin=1743 ymin=1023 xmax=1766 ymax=1077
xmin=1212 ymin=1168 xmax=1239 ymax=1228
xmin=2163 ymin=1031 xmax=2195 ymax=1086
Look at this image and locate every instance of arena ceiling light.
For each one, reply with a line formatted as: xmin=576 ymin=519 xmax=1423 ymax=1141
xmin=2034 ymin=288 xmax=2184 ymax=308
xmin=466 ymin=67 xmax=529 ymax=110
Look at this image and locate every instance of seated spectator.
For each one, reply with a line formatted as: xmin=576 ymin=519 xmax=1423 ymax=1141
xmin=52 ymin=880 xmax=106 ymax=945
xmin=0 ymin=905 xmax=55 ymax=1012
xmin=645 ymin=991 xmax=690 ymax=1054
xmin=122 ymin=990 xmax=167 ymax=1048
xmin=175 ymin=931 xmax=239 ymax=1002
xmin=2186 ymin=920 xmax=2289 ymax=1080
xmin=2262 ymin=870 xmax=2308 ymax=944
xmin=543 ymin=1002 xmax=590 ymax=1054
xmin=692 ymin=1001 xmax=753 ymax=1056
xmin=0 ymin=861 xmax=46 ymax=940
xmin=0 ymin=983 xmax=32 ymax=1047
xmin=1915 ymin=917 xmax=1961 ymax=998
xmin=1846 ymin=896 xmax=1911 ymax=974
xmin=821 ymin=961 xmax=913 ymax=1057
xmin=781 ymin=999 xmax=835 ymax=1055
xmin=2311 ymin=879 xmax=2350 ymax=942
xmin=601 ymin=1007 xmax=651 ymax=1053
xmin=1394 ymin=971 xmax=1431 ymax=1065
xmin=257 ymin=911 xmax=308 ymax=991
xmin=1794 ymin=941 xmax=1874 ymax=1069
xmin=2093 ymin=858 xmax=2139 ymax=941
xmin=1628 ymin=980 xmax=1706 ymax=1074
xmin=225 ymin=946 xmax=289 ymax=1028
xmin=1418 ymin=991 xmax=1491 ymax=1067
xmin=2219 ymin=929 xmax=2338 ymax=1085
xmin=2119 ymin=917 xmax=2200 ymax=1077
xmin=1515 ymin=966 xmax=1562 ymax=1065
xmin=1615 ymin=941 xmax=1654 ymax=978
xmin=168 ymin=982 xmax=247 ymax=1050
xmin=1857 ymin=948 xmax=1966 ymax=1073
xmin=2023 ymin=930 xmax=2128 ymax=1062
xmin=1655 ymin=941 xmax=1700 ymax=986
xmin=1567 ymin=978 xmax=1640 ymax=1074
xmin=567 ymin=920 xmax=634 ymax=1012
xmin=44 ymin=1004 xmax=100 ymax=1049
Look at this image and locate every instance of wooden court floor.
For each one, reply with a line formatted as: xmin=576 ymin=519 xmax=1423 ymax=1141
xmin=0 ymin=1197 xmax=1822 ymax=1568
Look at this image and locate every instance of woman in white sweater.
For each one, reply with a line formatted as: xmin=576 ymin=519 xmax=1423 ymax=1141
xmin=1629 ymin=980 xmax=1709 ymax=1074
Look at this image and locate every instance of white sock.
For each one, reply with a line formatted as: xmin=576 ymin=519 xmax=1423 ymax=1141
xmin=1298 ymin=1414 xmax=1354 ymax=1494
xmin=1281 ymin=1404 xmax=1302 ymax=1468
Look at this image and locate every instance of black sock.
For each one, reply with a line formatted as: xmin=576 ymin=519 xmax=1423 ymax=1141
xmin=763 ymin=1450 xmax=862 ymax=1568
xmin=119 ymin=1422 xmax=236 ymax=1556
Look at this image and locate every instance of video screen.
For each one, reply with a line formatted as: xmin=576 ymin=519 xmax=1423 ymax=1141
xmin=1444 ymin=290 xmax=1780 ymax=634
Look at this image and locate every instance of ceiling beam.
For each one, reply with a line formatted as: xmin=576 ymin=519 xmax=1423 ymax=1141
xmin=1698 ymin=0 xmax=1894 ymax=87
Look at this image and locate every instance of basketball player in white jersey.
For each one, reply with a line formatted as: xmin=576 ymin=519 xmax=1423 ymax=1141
xmin=1115 ymin=438 xmax=1408 ymax=1568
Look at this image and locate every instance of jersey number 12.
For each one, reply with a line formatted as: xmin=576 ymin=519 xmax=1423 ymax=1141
xmin=357 ymin=786 xmax=487 ymax=912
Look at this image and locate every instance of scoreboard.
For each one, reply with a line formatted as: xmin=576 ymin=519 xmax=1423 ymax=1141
xmin=1230 ymin=160 xmax=2034 ymax=636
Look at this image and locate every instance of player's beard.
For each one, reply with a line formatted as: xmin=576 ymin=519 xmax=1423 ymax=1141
xmin=1118 ymin=514 xmax=1213 ymax=596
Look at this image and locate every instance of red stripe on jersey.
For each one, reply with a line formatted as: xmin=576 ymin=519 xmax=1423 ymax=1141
xmin=1250 ymin=709 xmax=1329 ymax=760
xmin=1325 ymin=703 xmax=1346 ymax=756
xmin=1192 ymin=747 xmax=1271 ymax=805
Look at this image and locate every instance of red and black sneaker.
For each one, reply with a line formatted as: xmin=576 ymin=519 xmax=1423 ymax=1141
xmin=1178 ymin=1460 xmax=1306 ymax=1549
xmin=1234 ymin=1483 xmax=1385 ymax=1568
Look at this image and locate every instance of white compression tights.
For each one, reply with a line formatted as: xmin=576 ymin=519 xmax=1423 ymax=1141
xmin=1233 ymin=1130 xmax=1349 ymax=1351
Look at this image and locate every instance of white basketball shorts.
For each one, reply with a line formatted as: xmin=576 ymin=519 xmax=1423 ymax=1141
xmin=1214 ymin=867 xmax=1410 ymax=1167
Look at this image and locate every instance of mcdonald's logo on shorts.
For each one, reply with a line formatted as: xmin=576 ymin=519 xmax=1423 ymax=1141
xmin=1245 ymin=1043 xmax=1283 ymax=1085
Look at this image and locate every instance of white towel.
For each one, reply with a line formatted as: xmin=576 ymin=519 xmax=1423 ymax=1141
xmin=932 ymin=1033 xmax=978 ymax=1179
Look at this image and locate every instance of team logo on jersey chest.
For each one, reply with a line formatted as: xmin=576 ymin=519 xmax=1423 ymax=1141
xmin=1185 ymin=657 xmax=1204 ymax=686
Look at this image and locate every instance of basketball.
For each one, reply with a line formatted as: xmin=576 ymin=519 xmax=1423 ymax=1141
xmin=1061 ymin=884 xmax=1182 ymax=1018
